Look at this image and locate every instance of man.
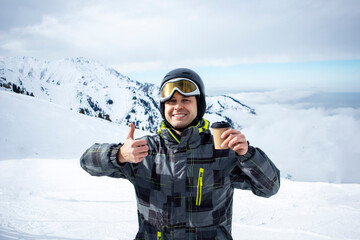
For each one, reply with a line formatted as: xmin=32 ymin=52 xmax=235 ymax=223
xmin=80 ymin=68 xmax=280 ymax=240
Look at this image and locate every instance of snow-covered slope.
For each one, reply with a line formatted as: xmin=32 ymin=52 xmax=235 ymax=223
xmin=0 ymin=90 xmax=360 ymax=240
xmin=0 ymin=90 xmax=132 ymax=160
xmin=0 ymin=56 xmax=254 ymax=132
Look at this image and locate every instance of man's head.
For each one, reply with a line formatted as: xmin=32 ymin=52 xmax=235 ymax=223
xmin=160 ymin=68 xmax=206 ymax=131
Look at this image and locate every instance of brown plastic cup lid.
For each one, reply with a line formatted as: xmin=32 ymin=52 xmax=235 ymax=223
xmin=211 ymin=121 xmax=230 ymax=129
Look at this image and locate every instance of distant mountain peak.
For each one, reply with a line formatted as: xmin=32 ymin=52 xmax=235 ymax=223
xmin=0 ymin=56 xmax=255 ymax=132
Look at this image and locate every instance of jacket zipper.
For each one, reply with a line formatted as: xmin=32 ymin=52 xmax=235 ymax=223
xmin=196 ymin=168 xmax=204 ymax=206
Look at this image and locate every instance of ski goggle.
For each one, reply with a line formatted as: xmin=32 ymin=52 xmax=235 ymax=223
xmin=160 ymin=78 xmax=200 ymax=102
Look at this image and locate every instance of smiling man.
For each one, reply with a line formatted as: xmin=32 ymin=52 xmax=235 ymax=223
xmin=80 ymin=68 xmax=280 ymax=240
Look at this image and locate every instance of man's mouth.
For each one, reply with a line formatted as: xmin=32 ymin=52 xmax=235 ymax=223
xmin=172 ymin=113 xmax=187 ymax=118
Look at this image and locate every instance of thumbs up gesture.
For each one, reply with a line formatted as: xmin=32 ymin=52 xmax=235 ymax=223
xmin=117 ymin=123 xmax=149 ymax=163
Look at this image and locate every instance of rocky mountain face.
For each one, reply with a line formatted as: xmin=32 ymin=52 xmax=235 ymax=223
xmin=0 ymin=56 xmax=255 ymax=132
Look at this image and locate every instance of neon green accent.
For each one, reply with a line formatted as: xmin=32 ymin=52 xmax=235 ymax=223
xmin=196 ymin=168 xmax=204 ymax=206
xmin=195 ymin=120 xmax=201 ymax=127
xmin=157 ymin=122 xmax=180 ymax=143
xmin=157 ymin=231 xmax=162 ymax=240
xmin=157 ymin=122 xmax=168 ymax=134
xmin=198 ymin=118 xmax=209 ymax=133
xmin=167 ymin=129 xmax=180 ymax=143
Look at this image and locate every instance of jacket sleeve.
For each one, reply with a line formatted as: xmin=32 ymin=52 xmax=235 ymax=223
xmin=80 ymin=143 xmax=136 ymax=181
xmin=230 ymin=145 xmax=280 ymax=198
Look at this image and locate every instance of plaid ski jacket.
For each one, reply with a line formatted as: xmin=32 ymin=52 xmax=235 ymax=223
xmin=80 ymin=119 xmax=280 ymax=240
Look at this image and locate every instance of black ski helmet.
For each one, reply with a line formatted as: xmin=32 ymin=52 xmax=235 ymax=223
xmin=160 ymin=68 xmax=206 ymax=130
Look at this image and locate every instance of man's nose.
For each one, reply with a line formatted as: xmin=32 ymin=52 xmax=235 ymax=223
xmin=174 ymin=102 xmax=184 ymax=109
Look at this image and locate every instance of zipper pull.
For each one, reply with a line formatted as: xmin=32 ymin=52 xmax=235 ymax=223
xmin=196 ymin=168 xmax=204 ymax=206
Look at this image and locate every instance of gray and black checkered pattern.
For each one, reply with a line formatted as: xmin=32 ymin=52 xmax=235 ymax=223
xmin=80 ymin=119 xmax=280 ymax=240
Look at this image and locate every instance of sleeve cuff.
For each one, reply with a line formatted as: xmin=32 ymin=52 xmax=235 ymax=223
xmin=237 ymin=145 xmax=256 ymax=161
xmin=109 ymin=143 xmax=125 ymax=167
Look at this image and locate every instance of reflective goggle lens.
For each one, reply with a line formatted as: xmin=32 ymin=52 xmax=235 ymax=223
xmin=160 ymin=78 xmax=200 ymax=101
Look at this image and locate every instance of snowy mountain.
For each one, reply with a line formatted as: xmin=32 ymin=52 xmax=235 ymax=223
xmin=0 ymin=56 xmax=255 ymax=132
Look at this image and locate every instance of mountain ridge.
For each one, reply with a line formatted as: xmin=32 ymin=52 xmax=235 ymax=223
xmin=0 ymin=56 xmax=255 ymax=132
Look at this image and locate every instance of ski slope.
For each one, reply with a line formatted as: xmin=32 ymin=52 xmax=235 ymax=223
xmin=1 ymin=158 xmax=359 ymax=240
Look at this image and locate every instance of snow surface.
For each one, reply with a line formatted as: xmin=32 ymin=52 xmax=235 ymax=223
xmin=1 ymin=90 xmax=360 ymax=239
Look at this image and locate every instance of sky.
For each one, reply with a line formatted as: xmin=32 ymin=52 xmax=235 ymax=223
xmin=1 ymin=0 xmax=360 ymax=93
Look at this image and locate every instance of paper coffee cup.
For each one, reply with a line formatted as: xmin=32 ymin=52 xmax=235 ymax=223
xmin=211 ymin=121 xmax=231 ymax=149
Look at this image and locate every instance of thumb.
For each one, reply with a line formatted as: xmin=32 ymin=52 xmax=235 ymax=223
xmin=127 ymin=122 xmax=135 ymax=140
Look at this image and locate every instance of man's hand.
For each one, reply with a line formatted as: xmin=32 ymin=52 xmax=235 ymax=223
xmin=117 ymin=123 xmax=149 ymax=163
xmin=220 ymin=128 xmax=249 ymax=156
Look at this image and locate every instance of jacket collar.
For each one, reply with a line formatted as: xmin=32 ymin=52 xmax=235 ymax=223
xmin=157 ymin=118 xmax=210 ymax=149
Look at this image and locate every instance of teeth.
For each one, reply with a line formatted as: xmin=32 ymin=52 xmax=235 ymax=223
xmin=174 ymin=114 xmax=186 ymax=117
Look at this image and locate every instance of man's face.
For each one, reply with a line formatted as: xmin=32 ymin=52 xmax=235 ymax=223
xmin=164 ymin=91 xmax=198 ymax=129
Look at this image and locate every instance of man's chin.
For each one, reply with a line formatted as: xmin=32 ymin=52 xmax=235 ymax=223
xmin=171 ymin=123 xmax=189 ymax=129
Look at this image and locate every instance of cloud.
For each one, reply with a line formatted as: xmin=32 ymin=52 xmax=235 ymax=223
xmin=1 ymin=0 xmax=360 ymax=72
xmin=230 ymin=90 xmax=360 ymax=183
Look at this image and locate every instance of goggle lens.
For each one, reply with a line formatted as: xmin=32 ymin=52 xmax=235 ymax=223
xmin=160 ymin=78 xmax=200 ymax=102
